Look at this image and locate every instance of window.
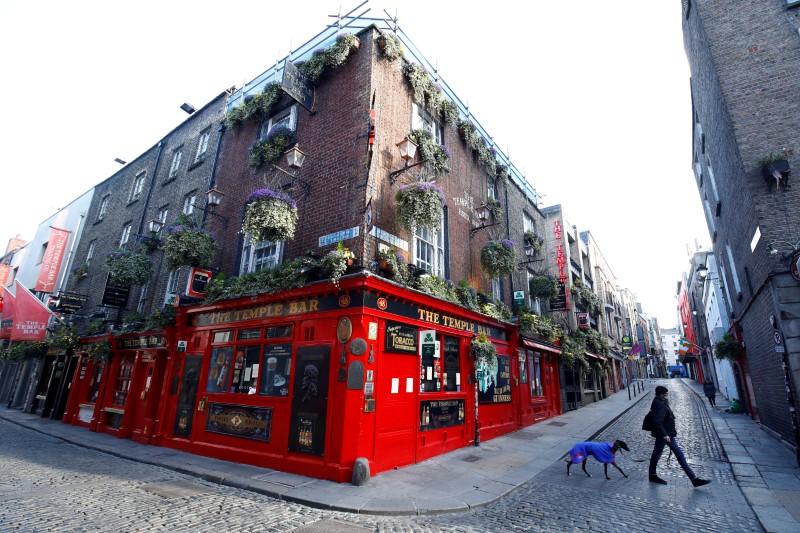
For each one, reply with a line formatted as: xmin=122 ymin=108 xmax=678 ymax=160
xmin=488 ymin=176 xmax=498 ymax=201
xmin=194 ymin=131 xmax=210 ymax=163
xmin=414 ymin=211 xmax=446 ymax=277
xmin=528 ymin=352 xmax=542 ymax=397
xmin=206 ymin=326 xmax=294 ymax=396
xmin=157 ymin=207 xmax=169 ymax=235
xmin=518 ymin=349 xmax=528 ymax=384
xmin=421 ymin=334 xmax=460 ymax=393
xmin=130 ymin=171 xmax=146 ymax=202
xmin=97 ymin=195 xmax=110 ymax=221
xmin=183 ymin=193 xmax=196 ymax=215
xmin=491 ymin=278 xmax=502 ymax=301
xmin=240 ymin=236 xmax=283 ymax=274
xmin=523 ymin=212 xmax=535 ymax=235
xmin=119 ymin=224 xmax=132 ymax=246
xmin=259 ymin=105 xmax=298 ymax=141
xmin=442 ymin=336 xmax=460 ymax=392
xmin=37 ymin=243 xmax=47 ymax=265
xmin=169 ymin=149 xmax=183 ymax=178
xmin=527 ymin=268 xmax=541 ymax=313
xmin=412 ymin=102 xmax=443 ymax=144
xmin=136 ymin=282 xmax=149 ymax=314
xmin=165 ymin=269 xmax=179 ymax=306
xmin=86 ymin=241 xmax=96 ymax=266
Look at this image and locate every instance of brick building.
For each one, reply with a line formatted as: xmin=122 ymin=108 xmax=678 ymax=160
xmin=682 ymin=0 xmax=800 ymax=448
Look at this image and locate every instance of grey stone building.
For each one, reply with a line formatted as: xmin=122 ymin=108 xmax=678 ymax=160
xmin=682 ymin=0 xmax=800 ymax=448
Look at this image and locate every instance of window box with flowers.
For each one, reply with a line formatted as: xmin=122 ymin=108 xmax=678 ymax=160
xmin=480 ymin=239 xmax=517 ymax=279
xmin=378 ymin=247 xmax=407 ymax=279
xmin=248 ymin=125 xmax=294 ymax=169
xmin=298 ymin=33 xmax=360 ymax=82
xmin=88 ymin=339 xmax=112 ymax=363
xmin=322 ymin=242 xmax=355 ymax=288
xmin=408 ymin=129 xmax=451 ymax=176
xmin=105 ymin=249 xmax=152 ymax=286
xmin=395 ymin=181 xmax=445 ymax=232
xmin=72 ymin=261 xmax=89 ymax=281
xmin=163 ymin=214 xmax=216 ymax=270
xmin=241 ymin=189 xmax=298 ymax=243
xmin=377 ymin=32 xmax=404 ymax=62
xmin=225 ymin=82 xmax=282 ymax=131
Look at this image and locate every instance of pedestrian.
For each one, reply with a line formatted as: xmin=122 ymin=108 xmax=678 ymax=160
xmin=703 ymin=379 xmax=717 ymax=408
xmin=648 ymin=385 xmax=711 ymax=487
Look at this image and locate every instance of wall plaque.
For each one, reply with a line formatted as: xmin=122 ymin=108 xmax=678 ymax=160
xmin=205 ymin=403 xmax=272 ymax=442
xmin=384 ymin=321 xmax=418 ymax=354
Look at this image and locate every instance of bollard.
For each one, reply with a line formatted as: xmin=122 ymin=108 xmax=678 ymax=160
xmin=628 ymin=382 xmax=631 ymax=400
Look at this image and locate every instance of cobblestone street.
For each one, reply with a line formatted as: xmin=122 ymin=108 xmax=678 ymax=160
xmin=0 ymin=381 xmax=763 ymax=532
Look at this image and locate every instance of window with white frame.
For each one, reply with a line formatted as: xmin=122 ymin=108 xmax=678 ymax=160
xmin=164 ymin=269 xmax=179 ymax=305
xmin=412 ymin=102 xmax=443 ymax=144
xmin=157 ymin=207 xmax=169 ymax=235
xmin=119 ymin=224 xmax=132 ymax=246
xmin=169 ymin=149 xmax=183 ymax=178
xmin=259 ymin=105 xmax=297 ymax=141
xmin=414 ymin=212 xmax=446 ymax=277
xmin=527 ymin=268 xmax=541 ymax=313
xmin=523 ymin=212 xmax=535 ymax=234
xmin=130 ymin=171 xmax=146 ymax=202
xmin=491 ymin=278 xmax=502 ymax=301
xmin=183 ymin=193 xmax=196 ymax=215
xmin=86 ymin=240 xmax=96 ymax=265
xmin=488 ymin=175 xmax=498 ymax=201
xmin=97 ymin=195 xmax=110 ymax=221
xmin=194 ymin=131 xmax=210 ymax=162
xmin=240 ymin=236 xmax=283 ymax=274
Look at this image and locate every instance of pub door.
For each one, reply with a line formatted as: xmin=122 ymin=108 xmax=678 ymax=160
xmin=171 ymin=354 xmax=203 ymax=440
xmin=49 ymin=354 xmax=78 ymax=421
xmin=543 ymin=354 xmax=561 ymax=416
xmin=131 ymin=354 xmax=166 ymax=444
xmin=374 ymin=351 xmax=417 ymax=473
xmin=562 ymin=362 xmax=581 ymax=411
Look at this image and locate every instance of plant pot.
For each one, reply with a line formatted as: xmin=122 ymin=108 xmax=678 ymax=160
xmin=378 ymin=258 xmax=395 ymax=278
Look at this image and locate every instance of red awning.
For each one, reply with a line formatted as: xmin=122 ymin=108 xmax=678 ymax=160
xmin=522 ymin=338 xmax=562 ymax=355
xmin=585 ymin=351 xmax=607 ymax=362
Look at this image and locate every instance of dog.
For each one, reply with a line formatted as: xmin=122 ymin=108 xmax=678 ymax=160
xmin=566 ymin=439 xmax=630 ymax=480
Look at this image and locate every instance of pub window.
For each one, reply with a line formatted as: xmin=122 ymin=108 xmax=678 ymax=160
xmin=528 ymin=352 xmax=542 ymax=397
xmin=518 ymin=349 xmax=527 ymax=385
xmin=414 ymin=210 xmax=445 ymax=277
xmin=240 ymin=235 xmax=283 ymax=274
xmin=442 ymin=336 xmax=461 ymax=392
xmin=207 ymin=327 xmax=294 ymax=397
xmin=97 ymin=195 xmax=110 ymax=221
xmin=111 ymin=354 xmax=135 ymax=406
xmin=87 ymin=364 xmax=104 ymax=403
xmin=412 ymin=102 xmax=443 ymax=145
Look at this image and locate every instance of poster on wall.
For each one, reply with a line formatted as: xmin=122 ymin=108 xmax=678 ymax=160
xmin=384 ymin=321 xmax=418 ymax=354
xmin=419 ymin=399 xmax=465 ymax=431
xmin=478 ymin=354 xmax=511 ymax=404
xmin=289 ymin=345 xmax=331 ymax=455
xmin=205 ymin=403 xmax=273 ymax=442
xmin=173 ymin=355 xmax=203 ymax=437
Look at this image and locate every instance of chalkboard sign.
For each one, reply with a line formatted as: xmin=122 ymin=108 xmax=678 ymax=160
xmin=550 ymin=280 xmax=567 ymax=311
xmin=384 ymin=321 xmax=418 ymax=354
xmin=281 ymin=59 xmax=314 ymax=111
xmin=102 ymin=273 xmax=130 ymax=308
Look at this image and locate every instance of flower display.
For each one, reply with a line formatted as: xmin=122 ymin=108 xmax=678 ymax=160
xmin=480 ymin=239 xmax=517 ymax=279
xmin=471 ymin=332 xmax=498 ymax=371
xmin=395 ymin=181 xmax=445 ymax=232
xmin=225 ymin=82 xmax=282 ymax=130
xmin=248 ymin=125 xmax=294 ymax=169
xmin=71 ymin=261 xmax=89 ymax=279
xmin=408 ymin=129 xmax=451 ymax=176
xmin=297 ymin=33 xmax=360 ymax=82
xmin=528 ymin=274 xmax=558 ymax=300
xmin=376 ymin=32 xmax=404 ymax=62
xmin=87 ymin=339 xmax=112 ymax=363
xmin=241 ymin=189 xmax=298 ymax=243
xmin=105 ymin=248 xmax=152 ymax=286
xmin=321 ymin=242 xmax=354 ymax=288
xmin=163 ymin=214 xmax=215 ymax=270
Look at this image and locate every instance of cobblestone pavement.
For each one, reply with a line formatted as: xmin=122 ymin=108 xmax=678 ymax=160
xmin=1 ymin=380 xmax=762 ymax=532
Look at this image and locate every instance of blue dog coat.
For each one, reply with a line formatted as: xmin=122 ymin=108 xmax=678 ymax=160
xmin=569 ymin=441 xmax=616 ymax=464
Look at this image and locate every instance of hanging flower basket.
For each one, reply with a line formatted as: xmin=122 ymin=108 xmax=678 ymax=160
xmin=714 ymin=333 xmax=743 ymax=361
xmin=471 ymin=332 xmax=498 ymax=373
xmin=87 ymin=339 xmax=112 ymax=363
xmin=163 ymin=214 xmax=216 ymax=270
xmin=759 ymin=154 xmax=790 ymax=192
xmin=529 ymin=274 xmax=558 ymax=299
xmin=248 ymin=125 xmax=294 ymax=169
xmin=322 ymin=242 xmax=354 ymax=288
xmin=409 ymin=129 xmax=451 ymax=176
xmin=395 ymin=181 xmax=445 ymax=232
xmin=480 ymin=239 xmax=517 ymax=279
xmin=241 ymin=189 xmax=298 ymax=243
xmin=105 ymin=249 xmax=152 ymax=286
xmin=71 ymin=261 xmax=89 ymax=280
xmin=225 ymin=82 xmax=282 ymax=131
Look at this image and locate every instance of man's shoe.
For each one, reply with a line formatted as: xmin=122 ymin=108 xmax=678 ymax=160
xmin=649 ymin=475 xmax=668 ymax=485
xmin=692 ymin=478 xmax=711 ymax=487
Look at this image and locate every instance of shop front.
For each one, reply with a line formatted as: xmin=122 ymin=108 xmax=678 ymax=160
xmin=156 ymin=274 xmax=517 ymax=482
xmin=63 ymin=336 xmax=109 ymax=429
xmin=518 ymin=338 xmax=562 ymax=426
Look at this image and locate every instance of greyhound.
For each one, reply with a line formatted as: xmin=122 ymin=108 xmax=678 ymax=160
xmin=566 ymin=439 xmax=630 ymax=480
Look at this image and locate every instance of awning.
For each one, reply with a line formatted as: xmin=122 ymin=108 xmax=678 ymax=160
xmin=522 ymin=338 xmax=562 ymax=355
xmin=585 ymin=351 xmax=607 ymax=362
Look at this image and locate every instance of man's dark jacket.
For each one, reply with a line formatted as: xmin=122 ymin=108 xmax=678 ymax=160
xmin=650 ymin=395 xmax=677 ymax=438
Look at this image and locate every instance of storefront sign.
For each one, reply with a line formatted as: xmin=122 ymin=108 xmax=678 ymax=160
xmin=281 ymin=58 xmax=314 ymax=111
xmin=206 ymin=403 xmax=273 ymax=442
xmin=191 ymin=293 xmax=357 ymax=327
xmin=478 ymin=354 xmax=511 ymax=404
xmin=56 ymin=292 xmax=88 ymax=314
xmin=116 ymin=334 xmax=167 ymax=350
xmin=552 ymin=219 xmax=569 ymax=310
xmin=102 ymin=274 xmax=130 ymax=308
xmin=420 ymin=329 xmax=436 ymax=357
xmin=550 ymin=281 xmax=567 ymax=311
xmin=420 ymin=399 xmax=465 ymax=431
xmin=385 ymin=322 xmax=418 ymax=353
xmin=186 ymin=268 xmax=213 ymax=298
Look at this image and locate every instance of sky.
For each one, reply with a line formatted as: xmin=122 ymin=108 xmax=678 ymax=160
xmin=0 ymin=0 xmax=709 ymax=328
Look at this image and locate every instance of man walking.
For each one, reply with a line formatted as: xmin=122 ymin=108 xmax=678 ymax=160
xmin=648 ymin=385 xmax=711 ymax=487
xmin=703 ymin=379 xmax=717 ymax=408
